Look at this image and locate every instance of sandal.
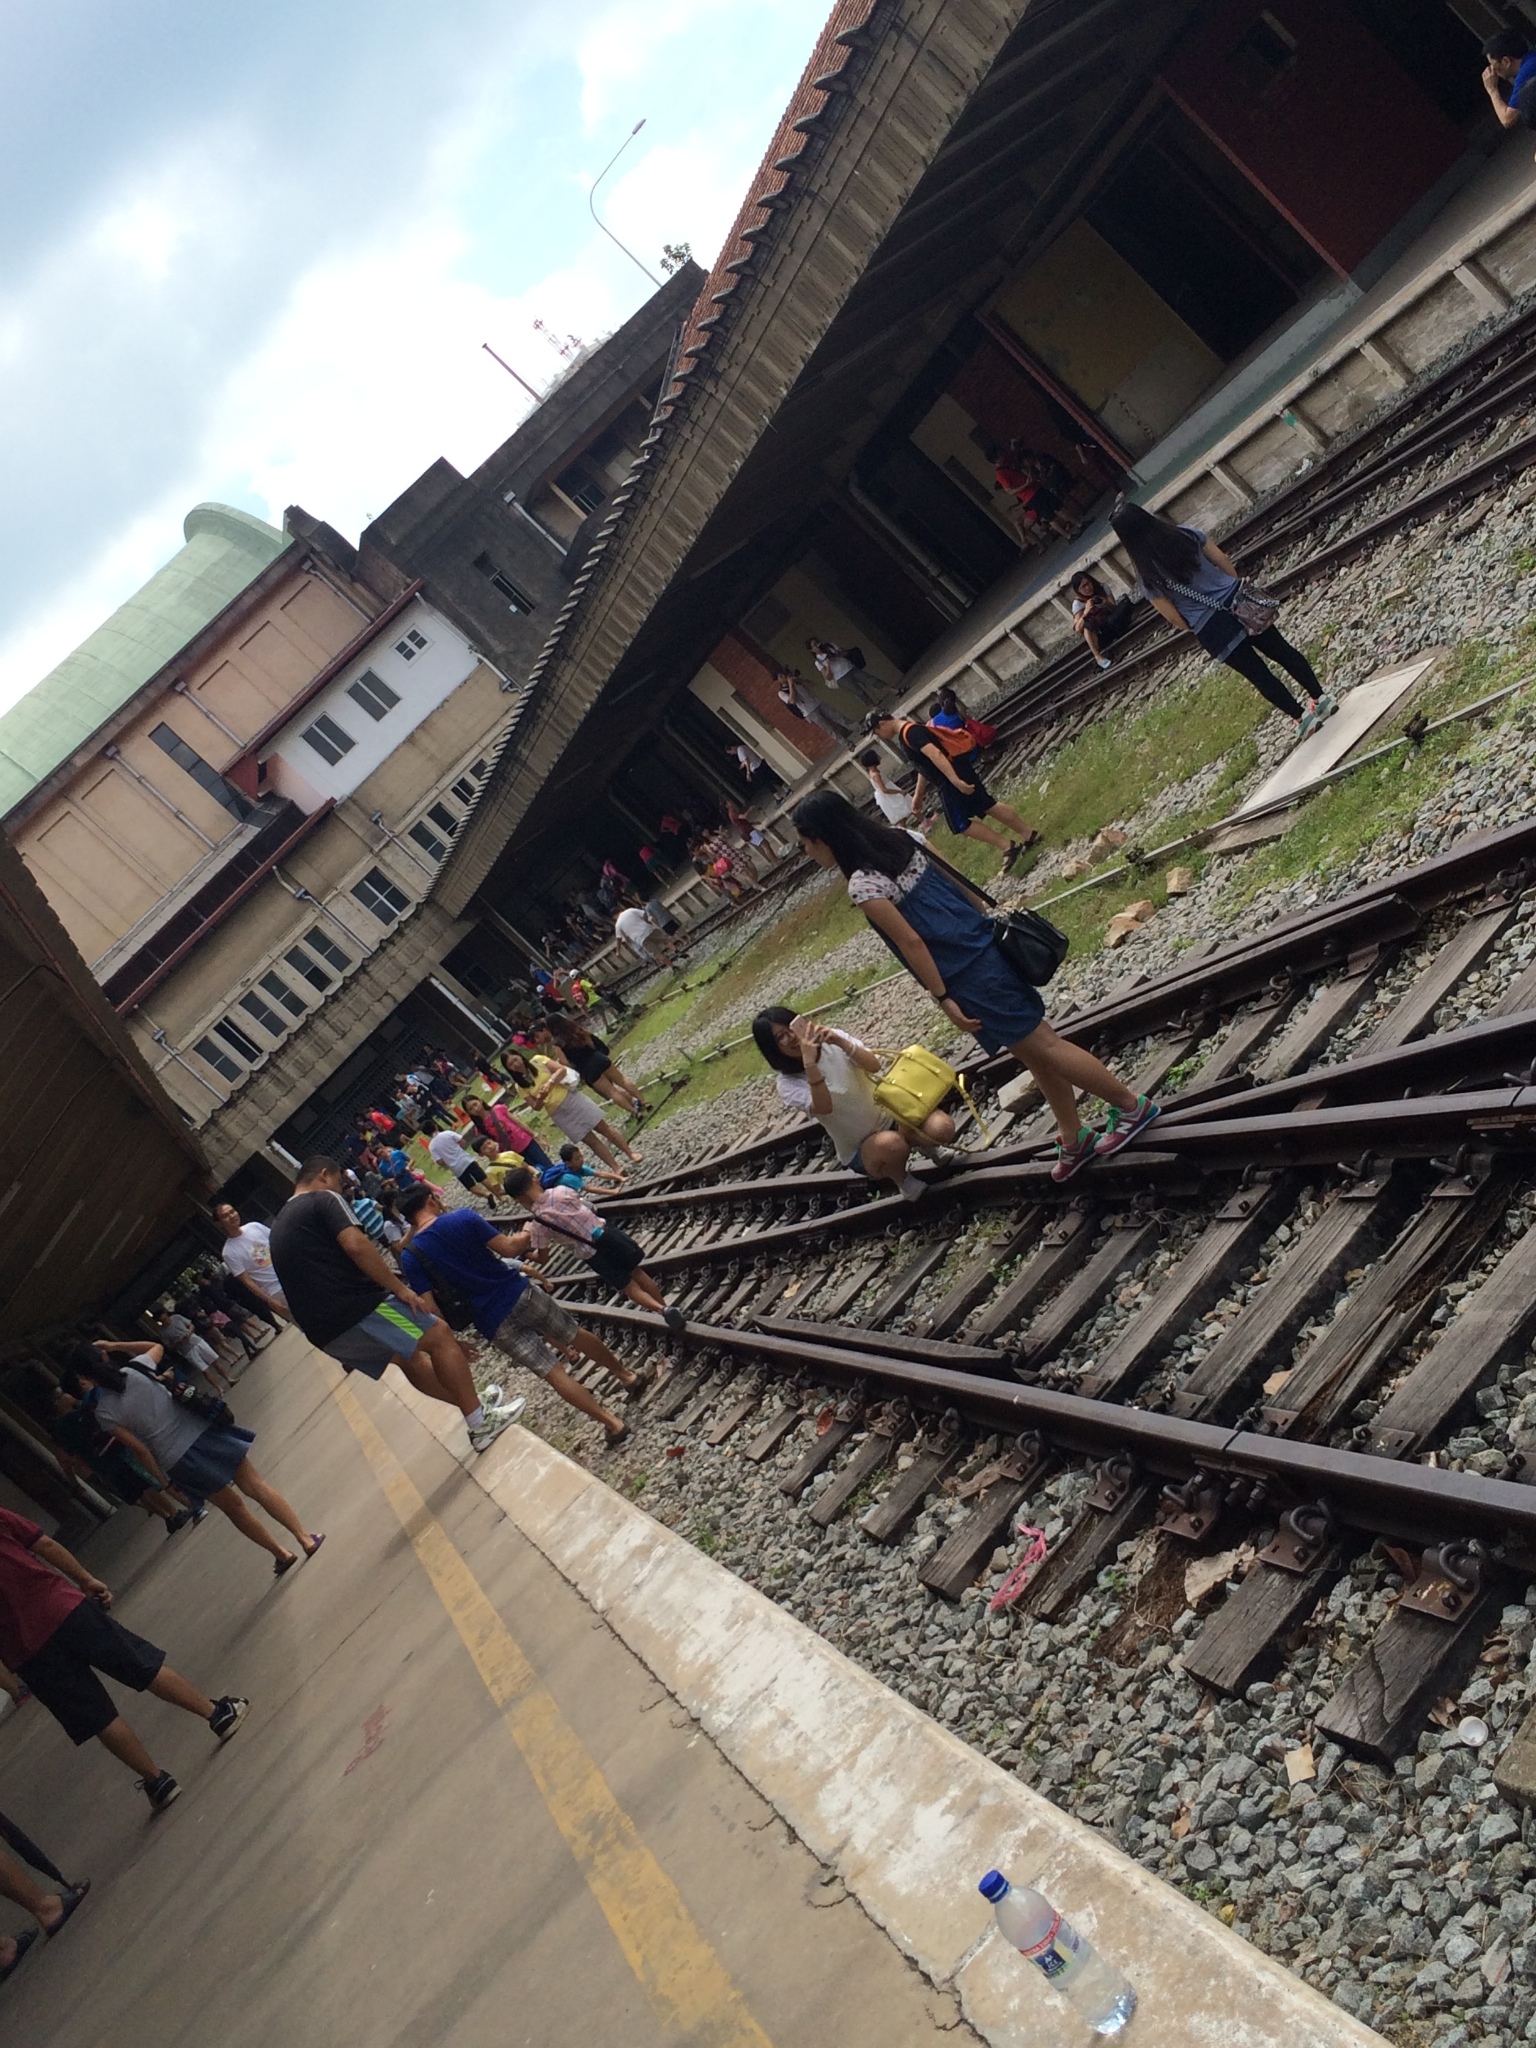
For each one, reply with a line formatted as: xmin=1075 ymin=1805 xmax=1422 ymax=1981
xmin=44 ymin=1881 xmax=90 ymax=1939
xmin=603 ymin=1425 xmax=631 ymax=1451
xmin=0 ymin=1930 xmax=37 ymax=1982
xmin=302 ymin=1533 xmax=326 ymax=1561
xmin=273 ymin=1552 xmax=300 ymax=1577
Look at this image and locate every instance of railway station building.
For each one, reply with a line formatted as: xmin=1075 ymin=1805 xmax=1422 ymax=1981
xmin=1 ymin=0 xmax=1534 ymax=1379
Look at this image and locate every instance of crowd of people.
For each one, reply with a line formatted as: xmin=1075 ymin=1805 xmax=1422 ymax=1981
xmin=0 ymin=1004 xmax=703 ymax=1958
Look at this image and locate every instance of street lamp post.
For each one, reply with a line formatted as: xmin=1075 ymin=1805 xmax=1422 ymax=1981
xmin=588 ymin=120 xmax=662 ymax=286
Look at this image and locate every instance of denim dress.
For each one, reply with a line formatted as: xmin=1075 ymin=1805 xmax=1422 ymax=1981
xmin=853 ymin=857 xmax=1045 ymax=1055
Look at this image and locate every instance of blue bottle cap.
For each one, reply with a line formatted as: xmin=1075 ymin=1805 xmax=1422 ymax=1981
xmin=978 ymin=1870 xmax=1009 ymax=1902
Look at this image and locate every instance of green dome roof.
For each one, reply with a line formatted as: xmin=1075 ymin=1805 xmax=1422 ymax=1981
xmin=0 ymin=503 xmax=290 ymax=818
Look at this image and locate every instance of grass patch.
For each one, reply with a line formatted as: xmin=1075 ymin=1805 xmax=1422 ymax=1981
xmin=1005 ymin=664 xmax=1266 ymax=846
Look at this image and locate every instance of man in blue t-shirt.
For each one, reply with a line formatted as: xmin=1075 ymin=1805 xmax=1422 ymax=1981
xmin=396 ymin=1186 xmax=648 ymax=1447
xmin=1483 ymin=31 xmax=1536 ymax=137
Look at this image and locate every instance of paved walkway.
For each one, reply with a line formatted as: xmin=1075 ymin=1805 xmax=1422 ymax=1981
xmin=0 ymin=1333 xmax=961 ymax=2047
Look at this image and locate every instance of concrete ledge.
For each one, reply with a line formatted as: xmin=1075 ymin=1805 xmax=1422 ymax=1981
xmin=383 ymin=1378 xmax=1384 ymax=2048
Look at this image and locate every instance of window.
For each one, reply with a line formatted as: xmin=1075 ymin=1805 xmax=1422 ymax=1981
xmin=214 ymin=1019 xmax=262 ymax=1064
xmin=451 ymin=776 xmax=478 ymax=806
xmin=148 ymin=724 xmax=252 ymax=821
xmin=306 ymin=927 xmax=352 ymax=973
xmin=300 ymin=714 xmax=355 ymax=766
xmin=409 ymin=820 xmax=449 ymax=862
xmin=1230 ymin=11 xmax=1298 ymax=93
xmin=394 ymin=628 xmax=429 ymax=661
xmin=472 ymin=553 xmax=535 ymax=614
xmin=284 ymin=927 xmax=352 ymax=994
xmin=239 ymin=990 xmax=288 ymax=1038
xmin=194 ymin=1036 xmax=243 ymax=1082
xmin=285 ymin=946 xmax=332 ymax=993
xmin=554 ymin=463 xmax=605 ymax=516
xmin=353 ymin=868 xmax=411 ymax=924
xmin=259 ymin=971 xmax=307 ymax=1018
xmin=427 ymin=802 xmax=459 ymax=838
xmin=346 ymin=668 xmax=400 ymax=721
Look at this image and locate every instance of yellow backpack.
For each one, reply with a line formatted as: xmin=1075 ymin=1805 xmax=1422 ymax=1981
xmin=870 ymin=1045 xmax=991 ymax=1146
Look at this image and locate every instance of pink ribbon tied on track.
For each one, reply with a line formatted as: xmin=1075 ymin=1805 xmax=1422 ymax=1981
xmin=987 ymin=1524 xmax=1049 ymax=1613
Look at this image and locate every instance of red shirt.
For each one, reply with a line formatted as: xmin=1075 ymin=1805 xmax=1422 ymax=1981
xmin=0 ymin=1508 xmax=85 ymax=1668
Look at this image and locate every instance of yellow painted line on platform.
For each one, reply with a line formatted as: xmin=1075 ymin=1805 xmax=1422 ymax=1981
xmin=334 ymin=1381 xmax=774 ymax=2048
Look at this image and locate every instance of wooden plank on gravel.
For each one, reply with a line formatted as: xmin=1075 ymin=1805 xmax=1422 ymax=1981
xmin=1025 ymin=1484 xmax=1154 ymax=1622
xmin=744 ymin=1404 xmax=806 ymax=1463
xmin=920 ymin=1461 xmax=1051 ymax=1601
xmin=861 ymin=1439 xmax=966 ymax=1543
xmin=807 ymin=1255 xmax=886 ymax=1323
xmin=1180 ymin=1553 xmax=1340 ymax=1696
xmin=1364 ymin=1217 xmax=1536 ymax=1457
xmin=1016 ymin=1221 xmax=1159 ymax=1369
xmin=1128 ymin=1031 xmax=1204 ymax=1098
xmin=920 ymin=1208 xmax=1043 ymax=1339
xmin=1251 ymin=948 xmax=1389 ymax=1083
xmin=1316 ymin=1576 xmax=1508 ymax=1763
xmin=673 ymin=1375 xmax=725 ymax=1433
xmin=809 ymin=1423 xmax=910 ymax=1528
xmin=780 ymin=1415 xmax=862 ymax=1498
xmin=1080 ymin=1178 xmax=1295 ymax=1401
xmin=1262 ymin=1168 xmax=1517 ymax=1438
xmin=1363 ymin=904 xmax=1517 ymax=1053
xmin=1169 ymin=1172 xmax=1415 ymax=1421
xmin=705 ymin=1383 xmax=764 ymax=1446
xmin=968 ymin=1204 xmax=1099 ymax=1344
xmin=1194 ymin=989 xmax=1300 ymax=1088
xmin=862 ymin=1241 xmax=950 ymax=1327
xmin=650 ymin=1365 xmax=710 ymax=1424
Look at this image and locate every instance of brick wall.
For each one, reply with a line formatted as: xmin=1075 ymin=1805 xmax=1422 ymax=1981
xmin=710 ymin=630 xmax=834 ymax=763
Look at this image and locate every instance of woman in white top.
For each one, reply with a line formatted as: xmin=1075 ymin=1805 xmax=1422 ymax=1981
xmin=751 ymin=1008 xmax=953 ymax=1200
xmin=856 ymin=748 xmax=921 ymax=828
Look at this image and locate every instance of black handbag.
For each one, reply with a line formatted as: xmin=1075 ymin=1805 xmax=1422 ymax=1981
xmin=992 ymin=905 xmax=1071 ymax=985
xmin=920 ymin=846 xmax=1071 ymax=986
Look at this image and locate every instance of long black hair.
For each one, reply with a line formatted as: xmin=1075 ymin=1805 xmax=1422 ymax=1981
xmin=1072 ymin=571 xmax=1108 ymax=601
xmin=1109 ymin=501 xmax=1201 ymax=592
xmin=792 ymin=789 xmax=919 ymax=880
xmin=752 ymin=1006 xmax=803 ymax=1074
xmin=65 ymin=1342 xmax=127 ymax=1393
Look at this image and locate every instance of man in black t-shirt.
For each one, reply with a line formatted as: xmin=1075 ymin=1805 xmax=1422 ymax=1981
xmin=269 ymin=1157 xmax=522 ymax=1454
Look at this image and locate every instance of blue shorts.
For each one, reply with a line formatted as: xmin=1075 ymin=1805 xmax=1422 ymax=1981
xmin=322 ymin=1302 xmax=438 ymax=1379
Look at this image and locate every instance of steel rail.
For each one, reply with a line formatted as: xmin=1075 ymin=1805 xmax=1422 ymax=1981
xmin=564 ymin=1301 xmax=1536 ymax=1552
xmin=616 ymin=817 xmax=1536 ymax=1204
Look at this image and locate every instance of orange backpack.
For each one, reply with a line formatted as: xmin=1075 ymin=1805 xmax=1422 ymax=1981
xmin=902 ymin=719 xmax=975 ymax=760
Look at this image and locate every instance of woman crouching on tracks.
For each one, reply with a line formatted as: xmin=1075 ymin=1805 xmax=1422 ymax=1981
xmin=498 ymin=1049 xmax=641 ymax=1177
xmin=752 ymin=1007 xmax=953 ymax=1201
xmin=791 ymin=790 xmax=1159 ymax=1183
xmin=497 ymin=1166 xmax=686 ymax=1334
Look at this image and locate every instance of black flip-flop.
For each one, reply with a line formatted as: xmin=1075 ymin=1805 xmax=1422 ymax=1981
xmin=0 ymin=1930 xmax=37 ymax=1981
xmin=603 ymin=1425 xmax=631 ymax=1451
xmin=44 ymin=1882 xmax=90 ymax=1939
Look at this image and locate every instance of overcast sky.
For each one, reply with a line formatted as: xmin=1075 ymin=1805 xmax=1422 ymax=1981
xmin=0 ymin=0 xmax=834 ymax=710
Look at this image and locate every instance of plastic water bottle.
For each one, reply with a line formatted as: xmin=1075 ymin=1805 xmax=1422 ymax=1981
xmin=978 ymin=1871 xmax=1137 ymax=2034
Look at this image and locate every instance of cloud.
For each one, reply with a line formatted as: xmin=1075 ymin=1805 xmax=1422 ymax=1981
xmin=0 ymin=0 xmax=836 ymax=712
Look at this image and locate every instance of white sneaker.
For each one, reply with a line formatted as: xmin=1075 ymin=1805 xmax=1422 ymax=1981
xmin=1096 ymin=654 xmax=1112 ymax=670
xmin=899 ymin=1173 xmax=927 ymax=1201
xmin=468 ymin=1397 xmax=526 ymax=1453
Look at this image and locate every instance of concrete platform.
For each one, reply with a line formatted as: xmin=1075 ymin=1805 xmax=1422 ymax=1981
xmin=0 ymin=1333 xmax=1388 ymax=2048
xmin=0 ymin=1334 xmax=963 ymax=2047
xmin=1231 ymin=656 xmax=1435 ymax=818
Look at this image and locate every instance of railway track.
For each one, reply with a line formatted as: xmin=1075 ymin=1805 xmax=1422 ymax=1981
xmin=981 ymin=290 xmax=1536 ymax=766
xmin=523 ymin=815 xmax=1536 ymax=1770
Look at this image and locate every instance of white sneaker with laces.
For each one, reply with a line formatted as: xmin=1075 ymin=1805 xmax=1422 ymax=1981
xmin=468 ymin=1396 xmax=526 ymax=1453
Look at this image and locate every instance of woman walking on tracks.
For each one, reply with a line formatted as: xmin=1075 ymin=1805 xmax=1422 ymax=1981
xmin=1110 ymin=502 xmax=1335 ymax=738
xmin=862 ymin=710 xmax=1038 ymax=871
xmin=791 ymin=791 xmax=1158 ymax=1182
